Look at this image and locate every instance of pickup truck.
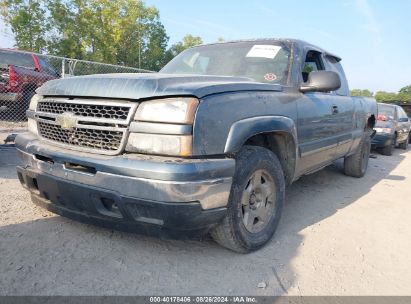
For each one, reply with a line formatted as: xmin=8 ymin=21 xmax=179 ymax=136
xmin=16 ymin=39 xmax=377 ymax=253
xmin=0 ymin=49 xmax=59 ymax=119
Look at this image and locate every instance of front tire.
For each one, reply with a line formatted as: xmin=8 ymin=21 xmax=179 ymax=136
xmin=210 ymin=146 xmax=285 ymax=253
xmin=344 ymin=130 xmax=371 ymax=177
xmin=380 ymin=134 xmax=396 ymax=156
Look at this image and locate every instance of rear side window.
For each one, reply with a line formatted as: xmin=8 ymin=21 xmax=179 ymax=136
xmin=398 ymin=107 xmax=408 ymax=120
xmin=324 ymin=55 xmax=349 ymax=96
xmin=0 ymin=50 xmax=35 ymax=68
xmin=38 ymin=57 xmax=59 ymax=76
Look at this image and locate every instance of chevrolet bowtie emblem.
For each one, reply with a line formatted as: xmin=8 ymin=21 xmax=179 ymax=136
xmin=55 ymin=112 xmax=78 ymax=130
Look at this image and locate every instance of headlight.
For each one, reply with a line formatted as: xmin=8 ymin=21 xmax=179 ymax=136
xmin=134 ymin=97 xmax=199 ymax=124
xmin=127 ymin=97 xmax=198 ymax=156
xmin=126 ymin=133 xmax=192 ymax=156
xmin=29 ymin=94 xmax=41 ymax=111
xmin=374 ymin=127 xmax=392 ymax=133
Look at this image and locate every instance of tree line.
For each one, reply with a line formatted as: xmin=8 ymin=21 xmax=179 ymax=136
xmin=1 ymin=0 xmax=409 ymax=102
xmin=0 ymin=0 xmax=205 ymax=71
xmin=351 ymin=86 xmax=411 ymax=104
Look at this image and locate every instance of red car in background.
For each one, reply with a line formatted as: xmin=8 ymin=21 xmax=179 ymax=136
xmin=0 ymin=49 xmax=60 ymax=119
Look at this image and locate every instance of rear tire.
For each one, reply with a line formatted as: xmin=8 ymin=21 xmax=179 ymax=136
xmin=344 ymin=130 xmax=371 ymax=177
xmin=210 ymin=146 xmax=285 ymax=253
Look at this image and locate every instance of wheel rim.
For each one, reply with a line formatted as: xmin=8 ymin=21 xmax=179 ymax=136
xmin=241 ymin=169 xmax=276 ymax=233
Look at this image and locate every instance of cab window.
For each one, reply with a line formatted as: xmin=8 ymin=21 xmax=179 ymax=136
xmin=398 ymin=107 xmax=409 ymax=121
xmin=302 ymin=50 xmax=324 ymax=82
xmin=38 ymin=58 xmax=60 ymax=77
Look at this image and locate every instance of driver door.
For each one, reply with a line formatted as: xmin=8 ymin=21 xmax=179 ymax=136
xmin=296 ymin=50 xmax=339 ymax=174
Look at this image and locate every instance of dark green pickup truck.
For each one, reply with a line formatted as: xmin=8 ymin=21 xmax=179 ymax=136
xmin=16 ymin=39 xmax=377 ymax=252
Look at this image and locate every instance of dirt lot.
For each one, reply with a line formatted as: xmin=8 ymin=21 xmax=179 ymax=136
xmin=1 ymin=132 xmax=411 ymax=295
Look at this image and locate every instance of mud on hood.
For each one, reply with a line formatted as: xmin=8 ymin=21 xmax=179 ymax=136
xmin=36 ymin=73 xmax=282 ymax=100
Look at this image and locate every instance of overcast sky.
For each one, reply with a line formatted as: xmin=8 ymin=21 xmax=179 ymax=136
xmin=1 ymin=0 xmax=410 ymax=93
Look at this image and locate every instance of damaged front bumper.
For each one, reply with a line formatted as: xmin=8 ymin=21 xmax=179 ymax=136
xmin=15 ymin=133 xmax=235 ymax=238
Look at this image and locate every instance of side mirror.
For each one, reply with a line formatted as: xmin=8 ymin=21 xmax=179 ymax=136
xmin=300 ymin=71 xmax=341 ymax=93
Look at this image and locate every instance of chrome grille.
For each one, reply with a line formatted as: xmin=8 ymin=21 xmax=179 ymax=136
xmin=38 ymin=102 xmax=130 ymax=120
xmin=38 ymin=122 xmax=123 ymax=151
xmin=32 ymin=98 xmax=137 ymax=155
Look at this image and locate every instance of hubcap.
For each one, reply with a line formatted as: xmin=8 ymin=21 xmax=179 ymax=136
xmin=241 ymin=169 xmax=276 ymax=233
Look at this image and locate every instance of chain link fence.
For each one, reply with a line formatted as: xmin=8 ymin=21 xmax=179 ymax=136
xmin=0 ymin=48 xmax=151 ymax=130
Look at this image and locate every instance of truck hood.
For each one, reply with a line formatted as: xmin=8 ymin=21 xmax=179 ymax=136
xmin=36 ymin=73 xmax=282 ymax=100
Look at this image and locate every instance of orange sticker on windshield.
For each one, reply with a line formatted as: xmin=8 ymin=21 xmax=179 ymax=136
xmin=264 ymin=73 xmax=277 ymax=81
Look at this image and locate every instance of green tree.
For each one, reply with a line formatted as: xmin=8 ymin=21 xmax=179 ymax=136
xmin=168 ymin=34 xmax=203 ymax=57
xmin=0 ymin=0 xmax=49 ymax=52
xmin=46 ymin=0 xmax=90 ymax=60
xmin=46 ymin=0 xmax=169 ymax=70
xmin=1 ymin=0 xmax=170 ymax=71
xmin=396 ymin=93 xmax=411 ymax=104
xmin=397 ymin=85 xmax=411 ymax=103
xmin=140 ymin=19 xmax=170 ymax=70
xmin=114 ymin=2 xmax=170 ymax=70
xmin=162 ymin=34 xmax=203 ymax=67
xmin=375 ymin=91 xmax=399 ymax=103
xmin=374 ymin=86 xmax=411 ymax=104
xmin=399 ymin=85 xmax=411 ymax=95
xmin=350 ymin=89 xmax=373 ymax=97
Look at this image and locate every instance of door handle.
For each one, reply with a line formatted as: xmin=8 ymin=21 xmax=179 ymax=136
xmin=332 ymin=105 xmax=339 ymax=114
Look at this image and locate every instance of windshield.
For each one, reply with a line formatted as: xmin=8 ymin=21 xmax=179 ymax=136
xmin=160 ymin=41 xmax=291 ymax=85
xmin=0 ymin=50 xmax=35 ymax=68
xmin=378 ymin=104 xmax=395 ymax=120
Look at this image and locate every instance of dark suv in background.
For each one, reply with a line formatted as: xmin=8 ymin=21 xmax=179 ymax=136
xmin=0 ymin=49 xmax=59 ymax=120
xmin=372 ymin=103 xmax=410 ymax=155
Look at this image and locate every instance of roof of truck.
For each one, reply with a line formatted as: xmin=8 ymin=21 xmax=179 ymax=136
xmin=196 ymin=38 xmax=342 ymax=62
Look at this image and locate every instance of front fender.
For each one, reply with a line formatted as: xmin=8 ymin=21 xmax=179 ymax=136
xmin=224 ymin=116 xmax=298 ymax=154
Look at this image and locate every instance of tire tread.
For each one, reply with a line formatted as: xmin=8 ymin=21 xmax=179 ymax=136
xmin=344 ymin=130 xmax=371 ymax=177
xmin=211 ymin=146 xmax=285 ymax=253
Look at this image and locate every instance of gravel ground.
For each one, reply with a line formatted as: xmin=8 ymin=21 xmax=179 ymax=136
xmin=1 ymin=138 xmax=411 ymax=296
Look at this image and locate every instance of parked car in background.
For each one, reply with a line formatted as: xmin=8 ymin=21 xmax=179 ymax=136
xmin=372 ymin=103 xmax=410 ymax=155
xmin=0 ymin=49 xmax=60 ymax=119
